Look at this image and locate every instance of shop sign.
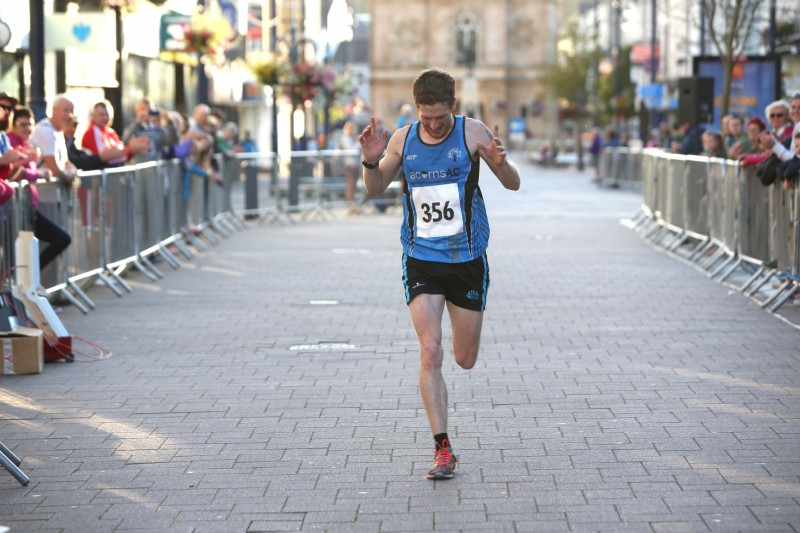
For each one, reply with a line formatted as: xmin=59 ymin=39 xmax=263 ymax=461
xmin=44 ymin=13 xmax=115 ymax=51
xmin=160 ymin=13 xmax=192 ymax=52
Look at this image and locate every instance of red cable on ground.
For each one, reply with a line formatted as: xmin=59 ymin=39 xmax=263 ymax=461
xmin=1 ymin=267 xmax=113 ymax=363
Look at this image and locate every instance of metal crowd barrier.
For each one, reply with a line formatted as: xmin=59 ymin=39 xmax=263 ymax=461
xmin=232 ymin=149 xmax=401 ymax=224
xmin=599 ymin=147 xmax=644 ymax=188
xmin=1 ymin=147 xmax=408 ymax=318
xmin=626 ymin=147 xmax=800 ymax=314
xmin=0 ymin=156 xmax=244 ymax=315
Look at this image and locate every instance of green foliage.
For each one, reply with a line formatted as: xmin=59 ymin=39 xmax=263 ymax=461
xmin=542 ymin=45 xmax=637 ymax=126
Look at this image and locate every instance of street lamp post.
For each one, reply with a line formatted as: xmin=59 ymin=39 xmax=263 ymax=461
xmin=273 ymin=24 xmax=316 ymax=206
xmin=611 ymin=0 xmax=622 ymax=133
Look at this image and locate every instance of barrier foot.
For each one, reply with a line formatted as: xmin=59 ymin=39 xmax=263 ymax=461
xmin=132 ymin=258 xmax=159 ymax=282
xmin=746 ymin=270 xmax=775 ymax=297
xmin=642 ymin=223 xmax=666 ymax=242
xmin=715 ymin=257 xmax=743 ymax=282
xmin=216 ymin=215 xmax=238 ymax=234
xmin=0 ymin=441 xmax=29 ymax=486
xmin=58 ymin=287 xmax=89 ymax=315
xmin=157 ymin=245 xmax=181 ymax=270
xmin=172 ymin=238 xmax=194 ymax=260
xmin=698 ymin=247 xmax=727 ymax=272
xmin=210 ymin=218 xmax=232 ymax=238
xmin=227 ymin=212 xmax=248 ymax=231
xmin=769 ymin=284 xmax=798 ymax=313
xmin=97 ymin=272 xmax=124 ymax=297
xmin=199 ymin=226 xmax=221 ymax=245
xmin=709 ymin=254 xmax=735 ymax=279
xmin=138 ymin=254 xmax=164 ymax=279
xmin=687 ymin=239 xmax=714 ymax=263
xmin=107 ymin=266 xmax=133 ymax=293
xmin=762 ymin=279 xmax=792 ymax=308
xmin=655 ymin=228 xmax=680 ymax=249
xmin=664 ymin=232 xmax=687 ymax=252
xmin=739 ymin=265 xmax=766 ymax=293
xmin=258 ymin=208 xmax=288 ymax=226
xmin=67 ymin=280 xmax=96 ymax=310
xmin=635 ymin=218 xmax=658 ymax=238
xmin=183 ymin=231 xmax=208 ymax=251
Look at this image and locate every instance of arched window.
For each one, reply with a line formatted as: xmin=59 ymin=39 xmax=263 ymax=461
xmin=455 ymin=12 xmax=478 ymax=68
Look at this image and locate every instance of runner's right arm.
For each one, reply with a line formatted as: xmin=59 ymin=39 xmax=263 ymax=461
xmin=360 ymin=117 xmax=404 ymax=195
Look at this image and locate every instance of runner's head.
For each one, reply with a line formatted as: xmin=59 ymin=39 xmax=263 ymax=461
xmin=413 ymin=68 xmax=456 ymax=108
xmin=413 ymin=69 xmax=457 ymax=140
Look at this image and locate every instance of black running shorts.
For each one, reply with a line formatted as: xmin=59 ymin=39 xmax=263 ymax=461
xmin=402 ymin=254 xmax=490 ymax=312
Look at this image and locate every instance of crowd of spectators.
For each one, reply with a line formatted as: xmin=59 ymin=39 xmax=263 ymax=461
xmin=639 ymin=93 xmax=800 ymax=189
xmin=0 ymin=92 xmax=254 ymax=274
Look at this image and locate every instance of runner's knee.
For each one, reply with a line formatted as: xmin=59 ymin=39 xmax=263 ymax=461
xmin=419 ymin=340 xmax=444 ymax=370
xmin=454 ymin=348 xmax=478 ymax=369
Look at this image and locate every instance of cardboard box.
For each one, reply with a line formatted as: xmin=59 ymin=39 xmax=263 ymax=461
xmin=1 ymin=327 xmax=44 ymax=375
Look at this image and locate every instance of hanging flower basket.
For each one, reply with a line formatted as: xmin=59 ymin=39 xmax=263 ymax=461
xmin=252 ymin=59 xmax=290 ymax=87
xmin=181 ymin=11 xmax=233 ymax=63
xmin=284 ymin=62 xmax=338 ymax=105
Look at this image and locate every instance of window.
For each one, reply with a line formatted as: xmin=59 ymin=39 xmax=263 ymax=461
xmin=455 ymin=13 xmax=478 ymax=68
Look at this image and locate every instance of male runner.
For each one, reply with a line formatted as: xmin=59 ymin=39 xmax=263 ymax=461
xmin=358 ymin=68 xmax=521 ymax=479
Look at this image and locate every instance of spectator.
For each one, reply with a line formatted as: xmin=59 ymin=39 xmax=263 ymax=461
xmin=776 ymin=131 xmax=800 ymax=188
xmin=62 ymin=114 xmax=110 ymax=171
xmin=720 ymin=114 xmax=735 ymax=148
xmin=216 ymin=121 xmax=240 ymax=156
xmin=190 ymin=104 xmax=224 ymax=173
xmin=237 ymin=130 xmax=258 ymax=153
xmin=645 ymin=127 xmax=661 ymax=148
xmin=701 ymin=130 xmax=727 ymax=158
xmin=588 ymin=127 xmax=603 ymax=183
xmin=27 ymin=95 xmax=76 ymax=270
xmin=337 ymin=120 xmax=361 ymax=211
xmin=81 ymin=100 xmax=146 ymax=165
xmin=671 ymin=120 xmax=706 ymax=155
xmin=121 ymin=99 xmax=177 ymax=163
xmin=172 ymin=110 xmax=220 ymax=234
xmin=725 ymin=116 xmax=751 ymax=159
xmin=0 ymin=92 xmax=26 ymax=206
xmin=760 ymin=94 xmax=800 ymax=163
xmin=396 ymin=103 xmax=414 ymax=130
xmin=743 ymin=100 xmax=794 ymax=169
xmin=657 ymin=121 xmax=672 ymax=149
xmin=7 ymin=107 xmax=51 ymax=183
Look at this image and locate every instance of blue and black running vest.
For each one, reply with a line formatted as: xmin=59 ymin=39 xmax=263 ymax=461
xmin=400 ymin=115 xmax=489 ymax=263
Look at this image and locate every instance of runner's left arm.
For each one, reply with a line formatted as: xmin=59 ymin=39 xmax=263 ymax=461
xmin=472 ymin=120 xmax=520 ymax=191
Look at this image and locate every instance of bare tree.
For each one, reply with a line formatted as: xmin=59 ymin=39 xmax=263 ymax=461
xmin=698 ymin=0 xmax=765 ymax=116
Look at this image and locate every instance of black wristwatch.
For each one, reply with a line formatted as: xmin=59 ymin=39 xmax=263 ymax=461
xmin=362 ymin=159 xmax=379 ymax=169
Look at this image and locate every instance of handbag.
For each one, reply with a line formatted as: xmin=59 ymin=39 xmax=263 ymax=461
xmin=756 ymin=154 xmax=780 ymax=186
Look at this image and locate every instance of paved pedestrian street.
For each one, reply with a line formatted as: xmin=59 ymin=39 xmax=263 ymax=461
xmin=2 ymin=157 xmax=799 ymax=532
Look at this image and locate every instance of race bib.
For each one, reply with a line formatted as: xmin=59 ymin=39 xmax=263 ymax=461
xmin=412 ymin=183 xmax=464 ymax=238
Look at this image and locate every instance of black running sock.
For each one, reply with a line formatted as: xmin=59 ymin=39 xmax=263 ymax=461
xmin=434 ymin=433 xmax=450 ymax=450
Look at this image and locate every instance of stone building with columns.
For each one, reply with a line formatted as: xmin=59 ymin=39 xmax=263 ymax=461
xmin=368 ymin=0 xmax=559 ymax=145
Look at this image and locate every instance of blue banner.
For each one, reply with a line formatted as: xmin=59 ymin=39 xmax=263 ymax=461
xmin=695 ymin=57 xmax=781 ymax=129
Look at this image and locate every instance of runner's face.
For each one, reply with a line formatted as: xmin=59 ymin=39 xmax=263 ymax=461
xmin=418 ymin=103 xmax=455 ymax=140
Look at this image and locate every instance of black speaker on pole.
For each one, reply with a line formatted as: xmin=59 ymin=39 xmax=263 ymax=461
xmin=677 ymin=77 xmax=714 ymax=124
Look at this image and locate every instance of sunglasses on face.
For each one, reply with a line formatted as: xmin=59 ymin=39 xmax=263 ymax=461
xmin=0 ymin=104 xmax=12 ymax=112
xmin=770 ymin=113 xmax=785 ymax=118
